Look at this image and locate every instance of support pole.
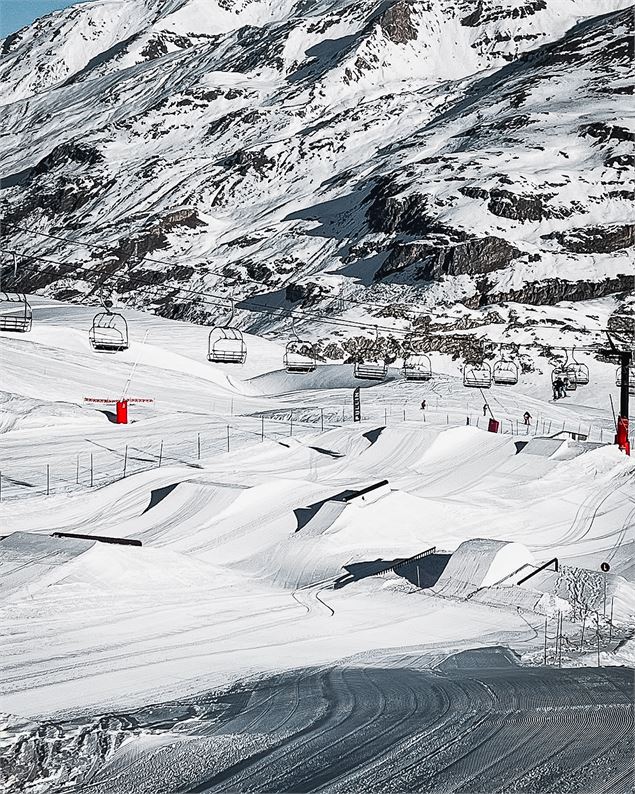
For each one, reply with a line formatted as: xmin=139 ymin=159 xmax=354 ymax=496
xmin=320 ymin=408 xmax=324 ymax=432
xmin=46 ymin=464 xmax=50 ymax=496
xmin=261 ymin=416 xmax=265 ymax=441
xmin=123 ymin=445 xmax=128 ymax=478
xmin=197 ymin=433 xmax=201 ymax=460
xmin=76 ymin=454 xmax=80 ymax=485
xmin=158 ymin=441 xmax=163 ymax=468
xmin=580 ymin=611 xmax=586 ymax=651
xmin=227 ymin=425 xmax=230 ymax=453
xmin=543 ymin=617 xmax=548 ymax=665
xmin=616 ymin=350 xmax=631 ymax=455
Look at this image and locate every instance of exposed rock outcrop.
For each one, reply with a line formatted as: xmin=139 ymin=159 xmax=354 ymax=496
xmin=375 ymin=236 xmax=522 ymax=280
xmin=543 ymin=224 xmax=635 ymax=254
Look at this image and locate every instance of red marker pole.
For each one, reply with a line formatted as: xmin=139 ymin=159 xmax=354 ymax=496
xmin=116 ymin=399 xmax=128 ymax=425
xmin=615 ymin=416 xmax=630 ymax=456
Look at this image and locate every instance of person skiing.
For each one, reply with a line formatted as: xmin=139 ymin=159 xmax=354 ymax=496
xmin=523 ymin=411 xmax=531 ymax=425
xmin=482 ymin=404 xmax=488 ymax=417
xmin=420 ymin=399 xmax=426 ymax=410
xmin=553 ymin=377 xmax=564 ymax=400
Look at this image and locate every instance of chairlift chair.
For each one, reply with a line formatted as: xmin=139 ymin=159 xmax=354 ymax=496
xmin=565 ymin=350 xmax=589 ymax=386
xmin=463 ymin=361 xmax=492 ymax=389
xmin=403 ymin=353 xmax=432 ymax=381
xmin=0 ymin=292 xmax=32 ymax=332
xmin=208 ymin=327 xmax=247 ymax=364
xmin=492 ymin=359 xmax=518 ymax=386
xmin=284 ymin=340 xmax=316 ymax=373
xmin=354 ymin=359 xmax=387 ymax=381
xmin=89 ymin=310 xmax=129 ymax=353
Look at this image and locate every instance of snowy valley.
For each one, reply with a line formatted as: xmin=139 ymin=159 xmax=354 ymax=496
xmin=0 ymin=1 xmax=634 ymax=793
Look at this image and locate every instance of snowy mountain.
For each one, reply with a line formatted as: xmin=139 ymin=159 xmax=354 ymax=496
xmin=0 ymin=0 xmax=633 ymax=355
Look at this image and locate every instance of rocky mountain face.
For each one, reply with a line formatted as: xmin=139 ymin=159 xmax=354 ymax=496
xmin=0 ymin=0 xmax=633 ymax=354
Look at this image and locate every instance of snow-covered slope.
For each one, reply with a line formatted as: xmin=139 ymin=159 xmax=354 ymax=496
xmin=0 ymin=0 xmax=633 ymax=356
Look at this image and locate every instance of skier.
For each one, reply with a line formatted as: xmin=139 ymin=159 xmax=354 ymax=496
xmin=552 ymin=378 xmax=562 ymax=400
xmin=420 ymin=399 xmax=426 ymax=410
xmin=523 ymin=411 xmax=531 ymax=426
xmin=482 ymin=404 xmax=488 ymax=417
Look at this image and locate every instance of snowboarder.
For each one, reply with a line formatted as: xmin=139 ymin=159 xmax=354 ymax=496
xmin=523 ymin=411 xmax=531 ymax=425
xmin=420 ymin=399 xmax=426 ymax=410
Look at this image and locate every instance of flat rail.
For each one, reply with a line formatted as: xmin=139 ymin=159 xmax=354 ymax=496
xmin=51 ymin=531 xmax=142 ymax=547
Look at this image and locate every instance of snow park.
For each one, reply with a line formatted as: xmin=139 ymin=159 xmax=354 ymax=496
xmin=0 ymin=1 xmax=634 ymax=793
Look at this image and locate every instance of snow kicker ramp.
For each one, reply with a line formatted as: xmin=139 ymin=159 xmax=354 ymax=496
xmin=0 ymin=531 xmax=95 ymax=600
xmin=435 ymin=539 xmax=534 ymax=598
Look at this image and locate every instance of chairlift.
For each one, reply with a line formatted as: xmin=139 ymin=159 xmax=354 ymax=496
xmin=493 ymin=360 xmax=518 ymax=385
xmin=0 ymin=292 xmax=32 ymax=332
xmin=402 ymin=335 xmax=432 ymax=381
xmin=353 ymin=325 xmax=387 ymax=381
xmin=89 ymin=308 xmax=129 ymax=352
xmin=282 ymin=319 xmax=317 ymax=373
xmin=207 ymin=298 xmax=247 ymax=364
xmin=208 ymin=327 xmax=247 ymax=364
xmin=284 ymin=340 xmax=316 ymax=373
xmin=492 ymin=346 xmax=518 ymax=386
xmin=403 ymin=353 xmax=432 ymax=381
xmin=616 ymin=365 xmax=635 ymax=395
xmin=565 ymin=349 xmax=589 ymax=386
xmin=463 ymin=361 xmax=492 ymax=389
xmin=354 ymin=359 xmax=387 ymax=381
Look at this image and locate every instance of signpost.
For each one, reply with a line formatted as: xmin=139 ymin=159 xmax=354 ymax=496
xmin=353 ymin=387 xmax=361 ymax=422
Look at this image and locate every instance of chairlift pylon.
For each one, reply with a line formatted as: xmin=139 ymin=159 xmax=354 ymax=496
xmin=207 ymin=299 xmax=247 ymax=364
xmin=0 ymin=291 xmax=32 ymax=332
xmin=616 ymin=364 xmax=635 ymax=395
xmin=89 ymin=303 xmax=129 ymax=353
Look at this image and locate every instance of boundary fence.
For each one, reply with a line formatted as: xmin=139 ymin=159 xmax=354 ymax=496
xmin=0 ymin=404 xmax=631 ymax=503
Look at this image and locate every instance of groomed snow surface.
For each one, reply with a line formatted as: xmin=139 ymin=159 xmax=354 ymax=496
xmin=0 ymin=301 xmax=634 ymax=793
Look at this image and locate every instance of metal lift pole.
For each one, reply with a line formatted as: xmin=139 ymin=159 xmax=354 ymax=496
xmin=616 ymin=349 xmax=631 ymax=455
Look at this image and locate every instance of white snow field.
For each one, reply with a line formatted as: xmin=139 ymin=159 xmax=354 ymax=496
xmin=0 ymin=299 xmax=634 ymax=792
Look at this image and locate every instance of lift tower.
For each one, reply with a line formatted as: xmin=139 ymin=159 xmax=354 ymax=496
xmin=601 ymin=334 xmax=632 ymax=456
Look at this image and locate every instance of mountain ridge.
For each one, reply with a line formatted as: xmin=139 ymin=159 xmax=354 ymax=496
xmin=0 ymin=0 xmax=633 ymax=357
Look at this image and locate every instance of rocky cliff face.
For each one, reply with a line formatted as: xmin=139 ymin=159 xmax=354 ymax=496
xmin=0 ymin=0 xmax=633 ymax=352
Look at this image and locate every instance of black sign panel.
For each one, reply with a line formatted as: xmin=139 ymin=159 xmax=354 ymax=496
xmin=353 ymin=387 xmax=361 ymax=422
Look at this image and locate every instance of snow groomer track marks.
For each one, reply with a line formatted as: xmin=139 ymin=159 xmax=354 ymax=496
xmin=35 ymin=654 xmax=633 ymax=794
